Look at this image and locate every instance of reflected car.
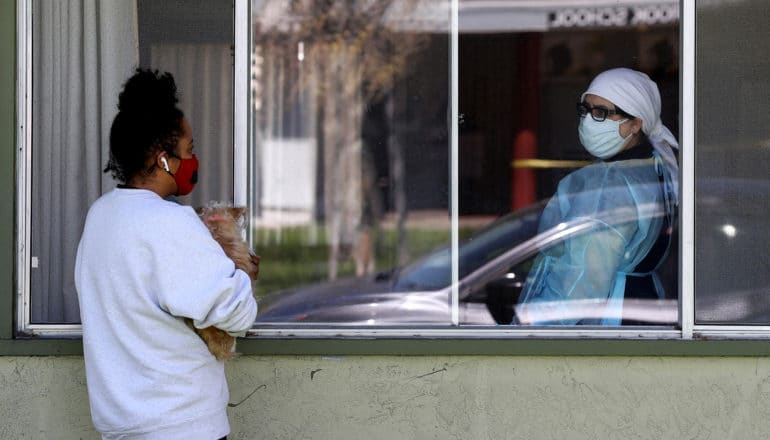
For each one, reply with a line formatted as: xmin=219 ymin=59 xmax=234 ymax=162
xmin=255 ymin=184 xmax=679 ymax=326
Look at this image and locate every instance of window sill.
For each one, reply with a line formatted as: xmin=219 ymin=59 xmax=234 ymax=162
xmin=5 ymin=335 xmax=770 ymax=357
xmin=235 ymin=336 xmax=770 ymax=356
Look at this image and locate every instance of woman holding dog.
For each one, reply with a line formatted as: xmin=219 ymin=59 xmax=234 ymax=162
xmin=75 ymin=69 xmax=257 ymax=440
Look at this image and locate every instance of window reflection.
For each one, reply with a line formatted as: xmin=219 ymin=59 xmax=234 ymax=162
xmin=462 ymin=1 xmax=679 ymax=327
xmin=251 ymin=0 xmax=680 ymax=327
xmin=250 ymin=0 xmax=451 ymax=303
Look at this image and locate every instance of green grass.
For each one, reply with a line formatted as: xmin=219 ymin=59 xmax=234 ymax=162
xmin=252 ymin=225 xmax=479 ymax=297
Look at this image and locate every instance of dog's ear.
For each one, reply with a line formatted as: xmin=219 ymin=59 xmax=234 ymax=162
xmin=228 ymin=207 xmax=247 ymax=222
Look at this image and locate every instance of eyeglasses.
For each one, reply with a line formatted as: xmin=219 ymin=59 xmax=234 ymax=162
xmin=576 ymin=102 xmax=630 ymax=122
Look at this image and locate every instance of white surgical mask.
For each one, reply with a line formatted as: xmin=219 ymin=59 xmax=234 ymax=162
xmin=578 ymin=116 xmax=632 ymax=159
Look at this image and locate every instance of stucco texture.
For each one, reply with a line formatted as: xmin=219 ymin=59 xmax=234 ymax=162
xmin=2 ymin=355 xmax=770 ymax=439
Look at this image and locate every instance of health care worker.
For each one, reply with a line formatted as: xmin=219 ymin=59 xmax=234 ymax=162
xmin=75 ymin=69 xmax=257 ymax=440
xmin=517 ymin=68 xmax=679 ymax=326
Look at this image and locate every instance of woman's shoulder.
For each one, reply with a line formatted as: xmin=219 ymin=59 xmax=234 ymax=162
xmin=567 ymin=157 xmax=657 ymax=187
xmin=554 ymin=160 xmax=660 ymax=216
xmin=151 ymin=199 xmax=204 ymax=228
xmin=106 ymin=189 xmax=205 ymax=232
xmin=560 ymin=161 xmax=627 ymax=191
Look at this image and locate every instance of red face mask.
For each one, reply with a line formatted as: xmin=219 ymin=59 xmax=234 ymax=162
xmin=172 ymin=154 xmax=199 ymax=196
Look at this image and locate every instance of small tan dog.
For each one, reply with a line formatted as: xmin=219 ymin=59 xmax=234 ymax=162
xmin=188 ymin=203 xmax=259 ymax=361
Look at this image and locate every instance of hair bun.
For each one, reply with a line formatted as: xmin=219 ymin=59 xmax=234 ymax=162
xmin=117 ymin=69 xmax=179 ymax=114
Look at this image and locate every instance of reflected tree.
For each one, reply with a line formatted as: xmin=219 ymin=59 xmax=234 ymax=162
xmin=253 ymin=0 xmax=432 ymax=279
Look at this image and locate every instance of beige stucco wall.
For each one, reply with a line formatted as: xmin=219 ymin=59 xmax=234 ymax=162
xmin=2 ymin=355 xmax=770 ymax=439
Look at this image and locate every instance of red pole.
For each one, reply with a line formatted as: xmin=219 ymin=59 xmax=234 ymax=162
xmin=512 ymin=129 xmax=537 ymax=210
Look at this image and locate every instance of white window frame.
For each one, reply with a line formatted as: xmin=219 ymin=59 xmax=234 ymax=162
xmin=15 ymin=0 xmax=81 ymax=337
xmin=14 ymin=0 xmax=251 ymax=338
xmin=680 ymin=0 xmax=695 ymax=339
xmin=19 ymin=0 xmax=758 ymax=340
xmin=679 ymin=0 xmax=770 ymax=340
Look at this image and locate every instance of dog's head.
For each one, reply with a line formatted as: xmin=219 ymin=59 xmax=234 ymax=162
xmin=197 ymin=204 xmax=246 ymax=235
xmin=198 ymin=203 xmax=245 ymax=223
xmin=196 ymin=202 xmax=257 ymax=279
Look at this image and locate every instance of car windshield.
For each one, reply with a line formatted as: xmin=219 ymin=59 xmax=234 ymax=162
xmin=392 ymin=203 xmax=544 ymax=290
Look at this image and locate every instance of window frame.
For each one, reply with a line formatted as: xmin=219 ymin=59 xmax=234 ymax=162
xmin=681 ymin=0 xmax=695 ymax=339
xmin=240 ymin=0 xmax=691 ymax=340
xmin=12 ymin=0 xmax=770 ymax=344
xmin=15 ymin=0 xmax=82 ymax=338
xmin=15 ymin=0 xmax=31 ymax=336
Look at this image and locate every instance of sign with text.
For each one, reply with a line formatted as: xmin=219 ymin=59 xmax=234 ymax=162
xmin=549 ymin=4 xmax=679 ymax=29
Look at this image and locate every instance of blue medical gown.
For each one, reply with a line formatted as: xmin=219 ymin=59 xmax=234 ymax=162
xmin=517 ymin=150 xmax=671 ymax=325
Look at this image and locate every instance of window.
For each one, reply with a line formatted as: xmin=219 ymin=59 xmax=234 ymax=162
xmin=247 ymin=0 xmax=681 ymax=333
xmin=19 ymin=0 xmax=235 ymax=332
xmin=16 ymin=0 xmax=769 ymax=341
xmin=694 ymin=0 xmax=770 ymax=328
xmin=248 ymin=0 xmax=453 ymax=327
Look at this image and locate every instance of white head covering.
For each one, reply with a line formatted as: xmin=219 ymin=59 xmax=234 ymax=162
xmin=581 ymin=68 xmax=679 ymax=203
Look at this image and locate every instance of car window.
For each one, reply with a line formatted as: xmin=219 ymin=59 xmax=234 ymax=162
xmin=393 ymin=202 xmax=544 ymax=291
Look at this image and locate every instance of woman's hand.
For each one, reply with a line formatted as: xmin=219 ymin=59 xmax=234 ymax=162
xmin=248 ymin=253 xmax=261 ymax=281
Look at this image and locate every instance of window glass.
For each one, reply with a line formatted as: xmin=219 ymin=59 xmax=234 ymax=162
xmin=137 ymin=0 xmax=235 ymax=207
xmin=250 ymin=0 xmax=452 ymax=325
xmin=29 ymin=0 xmax=136 ymax=323
xmin=27 ymin=0 xmax=233 ymax=324
xmin=458 ymin=2 xmax=679 ymax=327
xmin=252 ymin=1 xmax=680 ymax=327
xmin=695 ymin=0 xmax=770 ymax=324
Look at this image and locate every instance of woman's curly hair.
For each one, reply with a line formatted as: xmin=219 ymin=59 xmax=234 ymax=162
xmin=104 ymin=69 xmax=185 ymax=183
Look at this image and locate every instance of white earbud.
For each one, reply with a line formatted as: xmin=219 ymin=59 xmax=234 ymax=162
xmin=160 ymin=157 xmax=170 ymax=172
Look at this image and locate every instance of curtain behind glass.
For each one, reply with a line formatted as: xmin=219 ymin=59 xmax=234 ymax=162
xmin=137 ymin=0 xmax=236 ymax=207
xmin=30 ymin=0 xmax=138 ymax=323
xmin=149 ymin=43 xmax=235 ymax=207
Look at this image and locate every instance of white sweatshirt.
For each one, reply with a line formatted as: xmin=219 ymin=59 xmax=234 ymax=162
xmin=75 ymin=188 xmax=257 ymax=440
